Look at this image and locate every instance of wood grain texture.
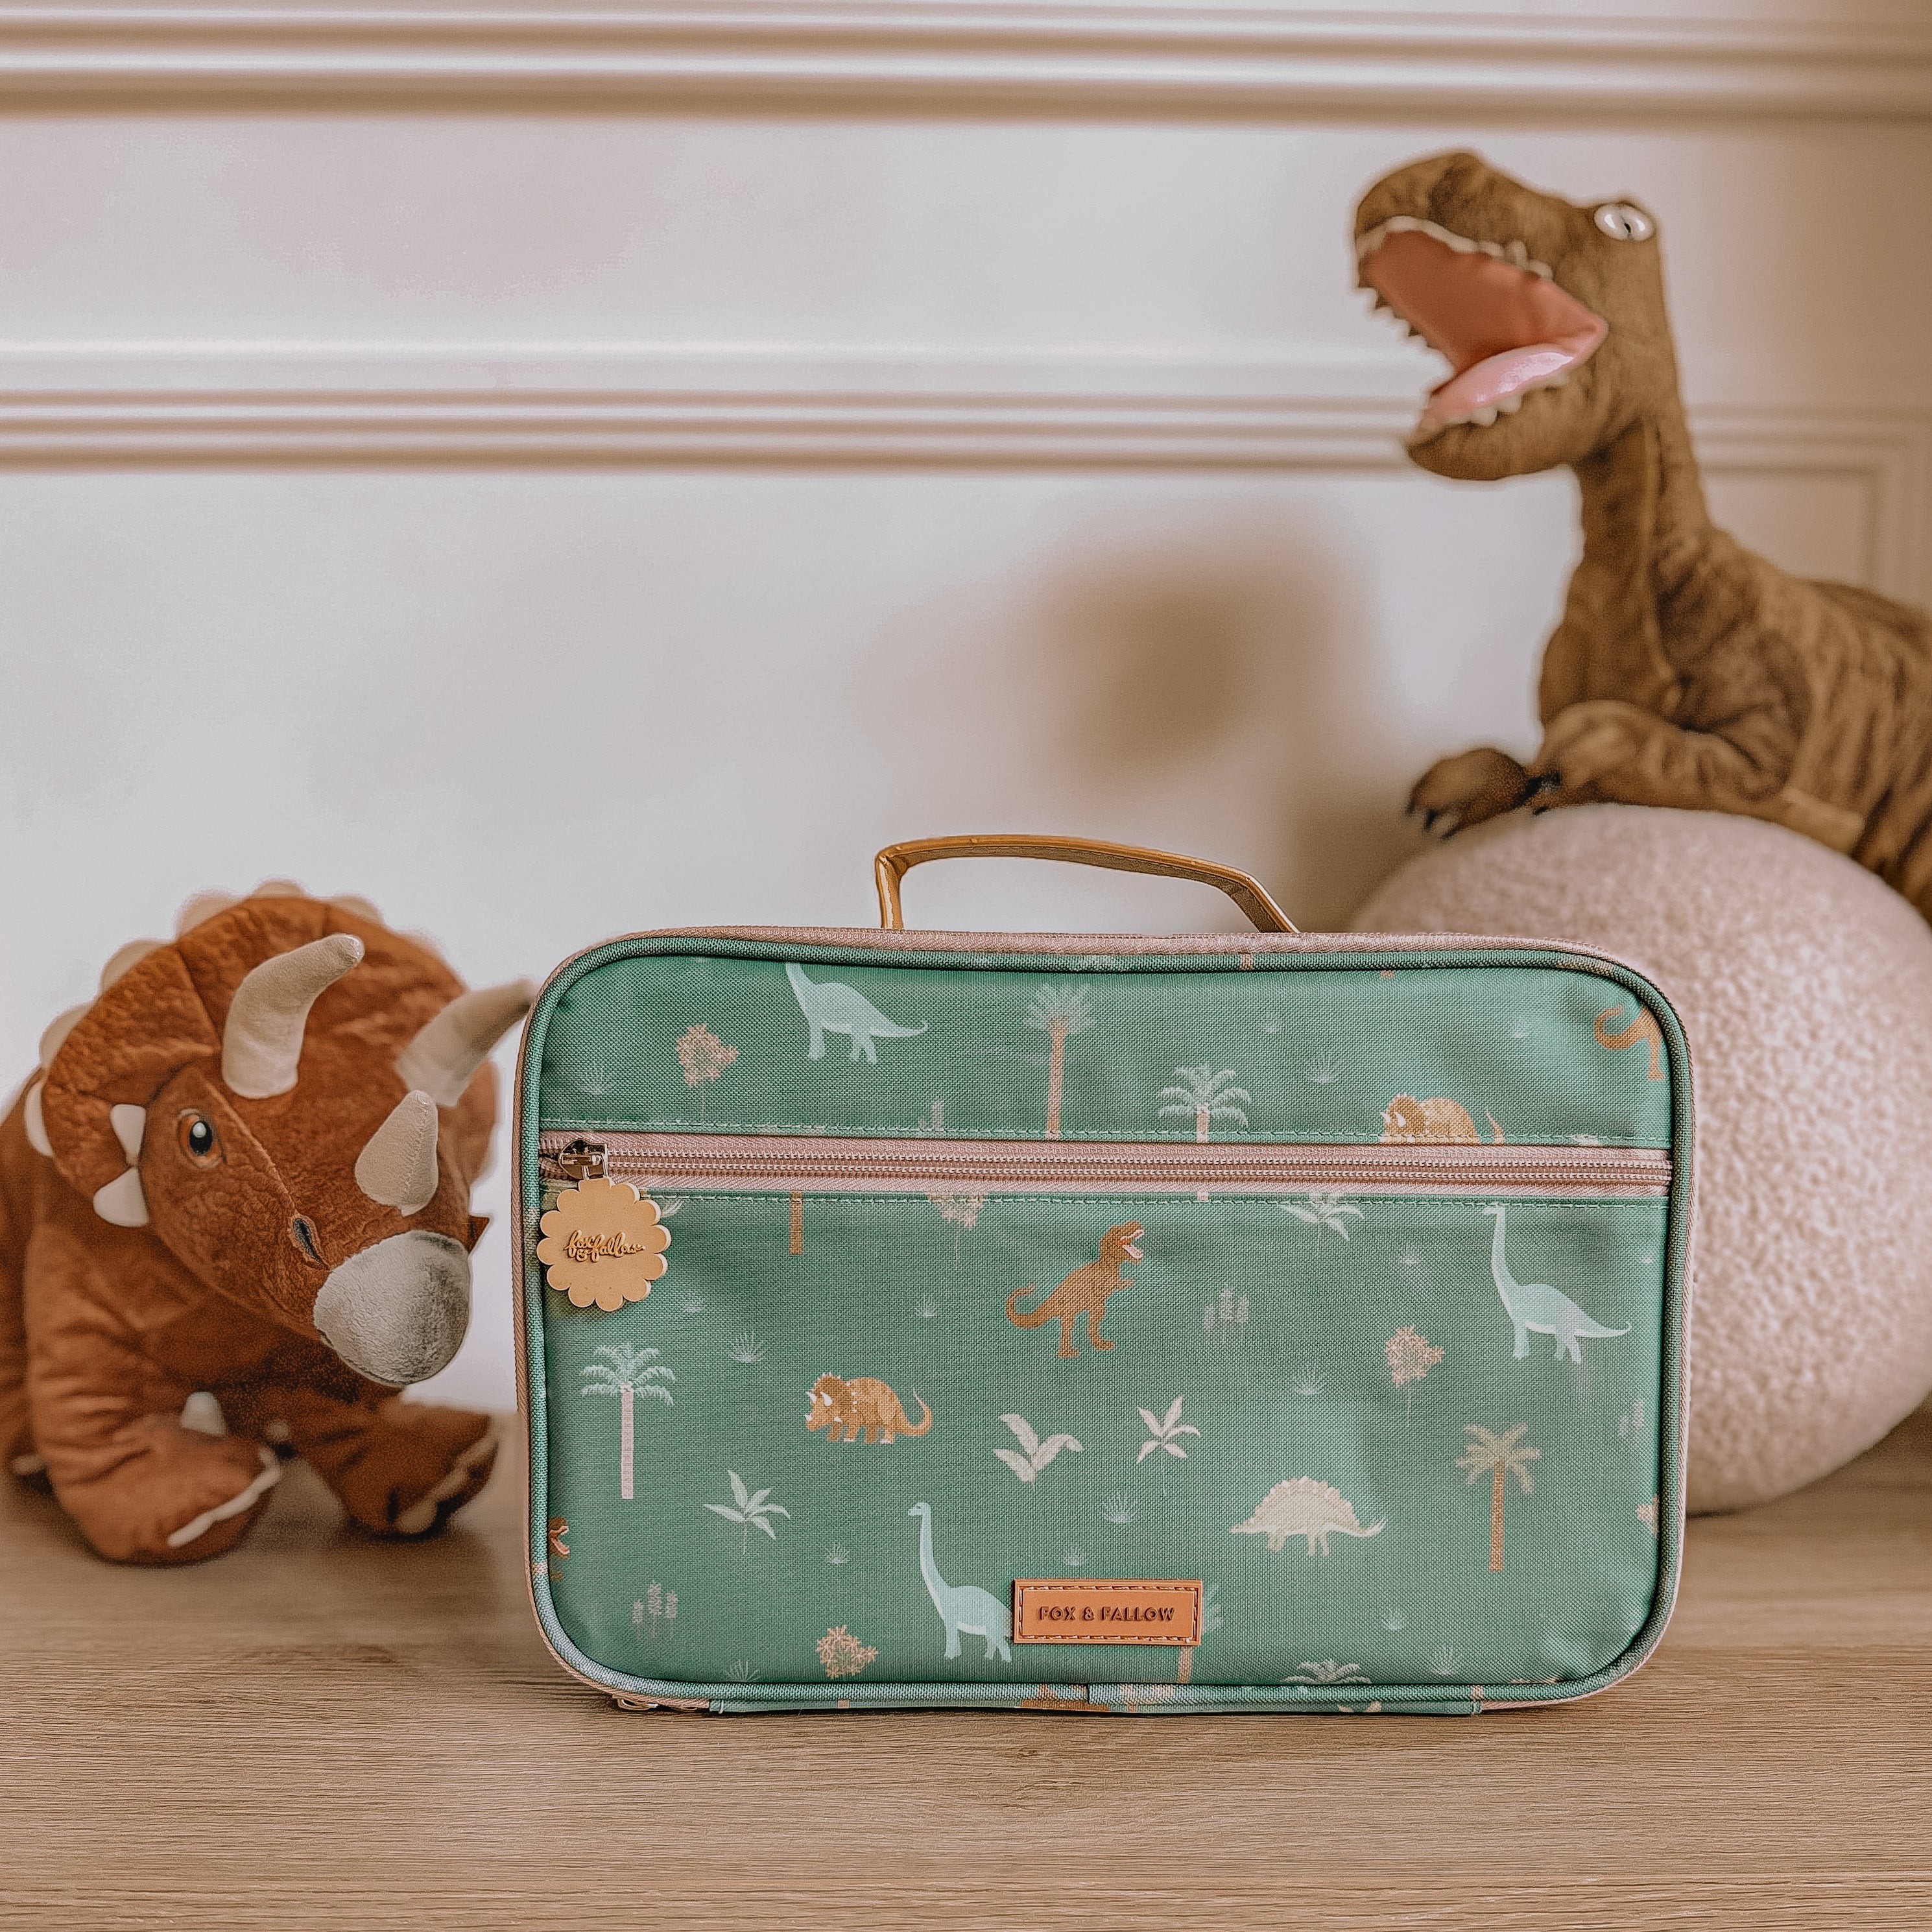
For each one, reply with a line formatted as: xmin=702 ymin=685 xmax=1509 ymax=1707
xmin=4 ymin=1405 xmax=1931 ymax=1930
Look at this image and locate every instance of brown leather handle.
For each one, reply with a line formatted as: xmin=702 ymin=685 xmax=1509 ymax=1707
xmin=874 ymin=833 xmax=1297 ymax=934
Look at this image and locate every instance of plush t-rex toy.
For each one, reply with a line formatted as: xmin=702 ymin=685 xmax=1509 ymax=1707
xmin=0 ymin=883 xmax=531 ymax=1564
xmin=1355 ymin=150 xmax=1932 ymax=918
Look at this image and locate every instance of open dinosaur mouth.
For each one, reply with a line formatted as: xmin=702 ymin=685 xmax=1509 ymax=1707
xmin=1357 ymin=217 xmax=1607 ymax=444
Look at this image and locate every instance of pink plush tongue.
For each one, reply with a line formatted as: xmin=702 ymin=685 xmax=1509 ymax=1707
xmin=1363 ymin=230 xmax=1606 ymax=432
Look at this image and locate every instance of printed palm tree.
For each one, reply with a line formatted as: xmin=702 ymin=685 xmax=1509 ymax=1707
xmin=1457 ymin=1424 xmax=1540 ymax=1572
xmin=1282 ymin=1191 xmax=1363 ymax=1257
xmin=704 ymin=1470 xmax=791 ymax=1554
xmin=994 ymin=1413 xmax=1082 ymax=1486
xmin=1159 ymin=1065 xmax=1250 ymax=1142
xmin=1027 ymin=984 xmax=1095 ymax=1138
xmin=580 ymin=1344 xmax=673 ymax=1502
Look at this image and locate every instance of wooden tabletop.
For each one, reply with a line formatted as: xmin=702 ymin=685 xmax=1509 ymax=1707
xmin=5 ymin=1405 xmax=1929 ymax=1931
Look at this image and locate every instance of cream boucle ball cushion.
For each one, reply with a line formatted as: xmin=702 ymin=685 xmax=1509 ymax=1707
xmin=1353 ymin=804 xmax=1932 ymax=1512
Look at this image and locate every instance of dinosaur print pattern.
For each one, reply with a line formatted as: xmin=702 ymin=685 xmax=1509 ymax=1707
xmin=909 ymin=1502 xmax=1012 ymax=1662
xmin=1595 ymin=1004 xmax=1665 ymax=1080
xmin=1381 ymin=1096 xmax=1504 ymax=1143
xmin=784 ymin=963 xmax=927 ymax=1062
xmin=527 ymin=942 xmax=1680 ymax=1707
xmin=1484 ymin=1204 xmax=1629 ymax=1363
xmin=806 ymin=1373 xmax=933 ymax=1443
xmin=1007 ymin=1222 xmax=1141 ymax=1358
xmin=1232 ymin=1479 xmax=1384 ymax=1555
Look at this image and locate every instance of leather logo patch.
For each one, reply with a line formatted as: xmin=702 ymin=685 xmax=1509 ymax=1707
xmin=1012 ymin=1579 xmax=1202 ymax=1645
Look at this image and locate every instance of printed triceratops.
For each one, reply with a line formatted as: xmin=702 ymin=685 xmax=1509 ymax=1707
xmin=0 ymin=884 xmax=531 ymax=1564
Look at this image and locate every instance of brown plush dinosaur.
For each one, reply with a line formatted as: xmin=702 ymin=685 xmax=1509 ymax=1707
xmin=1354 ymin=150 xmax=1932 ymax=916
xmin=1006 ymin=1222 xmax=1142 ymax=1359
xmin=0 ymin=885 xmax=531 ymax=1564
xmin=806 ymin=1373 xmax=933 ymax=1443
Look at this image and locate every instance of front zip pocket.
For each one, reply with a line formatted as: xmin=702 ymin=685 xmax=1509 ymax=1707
xmin=531 ymin=1133 xmax=1671 ymax=1701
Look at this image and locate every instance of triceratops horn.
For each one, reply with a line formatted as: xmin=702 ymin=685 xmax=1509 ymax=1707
xmin=355 ymin=1090 xmax=440 ymax=1215
xmin=395 ymin=981 xmax=535 ymax=1108
xmin=222 ymin=933 xmax=365 ymax=1099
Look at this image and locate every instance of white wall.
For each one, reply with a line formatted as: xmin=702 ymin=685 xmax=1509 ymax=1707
xmin=3 ymin=3 xmax=1927 ymax=1413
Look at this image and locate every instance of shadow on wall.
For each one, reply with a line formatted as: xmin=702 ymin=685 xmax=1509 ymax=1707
xmin=1023 ymin=510 xmax=1422 ymax=931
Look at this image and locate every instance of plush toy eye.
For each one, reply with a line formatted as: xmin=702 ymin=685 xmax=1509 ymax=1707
xmin=176 ymin=1112 xmax=223 ymax=1167
xmin=1594 ymin=202 xmax=1654 ymax=243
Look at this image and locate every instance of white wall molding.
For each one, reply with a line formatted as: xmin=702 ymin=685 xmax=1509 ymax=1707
xmin=0 ymin=346 xmax=1923 ymax=597
xmin=1 ymin=5 xmax=1927 ymax=119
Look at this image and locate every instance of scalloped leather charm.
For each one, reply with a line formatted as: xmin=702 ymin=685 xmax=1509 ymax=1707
xmin=538 ymin=1176 xmax=671 ymax=1312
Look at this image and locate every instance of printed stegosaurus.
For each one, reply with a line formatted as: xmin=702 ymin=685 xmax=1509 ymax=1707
xmin=1232 ymin=1478 xmax=1385 ymax=1555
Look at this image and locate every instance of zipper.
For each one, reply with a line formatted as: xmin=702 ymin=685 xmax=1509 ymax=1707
xmin=538 ymin=1132 xmax=1669 ymax=1198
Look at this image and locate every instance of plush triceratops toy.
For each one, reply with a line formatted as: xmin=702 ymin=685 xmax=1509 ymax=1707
xmin=0 ymin=883 xmax=531 ymax=1564
xmin=1355 ymin=150 xmax=1932 ymax=918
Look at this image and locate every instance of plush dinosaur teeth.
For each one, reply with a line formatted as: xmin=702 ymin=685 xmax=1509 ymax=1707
xmin=91 ymin=1167 xmax=149 ymax=1228
xmin=109 ymin=1103 xmax=146 ymax=1164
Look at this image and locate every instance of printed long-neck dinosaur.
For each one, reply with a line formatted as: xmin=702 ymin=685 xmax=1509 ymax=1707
xmin=784 ymin=963 xmax=927 ymax=1063
xmin=1355 ymin=150 xmax=1932 ymax=918
xmin=909 ymin=1501 xmax=1012 ymax=1661
xmin=1483 ymin=1203 xmax=1627 ymax=1363
xmin=1006 ymin=1221 xmax=1143 ymax=1358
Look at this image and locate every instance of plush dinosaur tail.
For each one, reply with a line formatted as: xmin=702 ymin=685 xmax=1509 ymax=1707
xmin=1006 ymin=1288 xmax=1051 ymax=1328
xmin=901 ymin=1393 xmax=934 ymax=1437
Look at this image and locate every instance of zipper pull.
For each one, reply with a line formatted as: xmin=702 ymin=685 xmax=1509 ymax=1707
xmin=556 ymin=1138 xmax=608 ymax=1181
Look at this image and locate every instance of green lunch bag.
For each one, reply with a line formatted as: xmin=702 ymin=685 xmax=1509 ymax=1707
xmin=514 ymin=835 xmax=1693 ymax=1715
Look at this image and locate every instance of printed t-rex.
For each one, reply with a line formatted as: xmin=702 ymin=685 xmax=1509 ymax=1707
xmin=1006 ymin=1221 xmax=1142 ymax=1358
xmin=0 ymin=885 xmax=531 ymax=1564
xmin=1354 ymin=150 xmax=1932 ymax=918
